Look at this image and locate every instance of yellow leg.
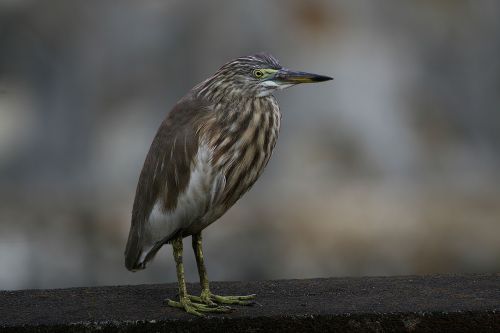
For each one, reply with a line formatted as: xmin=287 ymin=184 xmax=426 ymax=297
xmin=165 ymin=236 xmax=231 ymax=316
xmin=189 ymin=232 xmax=256 ymax=306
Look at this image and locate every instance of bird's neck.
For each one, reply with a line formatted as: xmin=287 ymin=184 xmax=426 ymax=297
xmin=196 ymin=93 xmax=281 ymax=210
xmin=193 ymin=89 xmax=280 ymax=146
xmin=192 ymin=76 xmax=280 ymax=133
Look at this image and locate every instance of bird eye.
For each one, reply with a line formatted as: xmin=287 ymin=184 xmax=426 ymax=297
xmin=253 ymin=70 xmax=264 ymax=78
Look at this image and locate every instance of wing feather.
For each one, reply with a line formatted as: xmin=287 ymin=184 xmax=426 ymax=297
xmin=124 ymin=94 xmax=209 ymax=270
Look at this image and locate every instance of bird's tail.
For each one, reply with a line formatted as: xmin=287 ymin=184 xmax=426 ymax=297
xmin=124 ymin=227 xmax=143 ymax=271
xmin=124 ymin=225 xmax=167 ymax=271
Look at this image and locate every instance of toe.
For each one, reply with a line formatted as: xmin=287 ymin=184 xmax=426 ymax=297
xmin=188 ymin=295 xmax=203 ymax=303
xmin=211 ymin=294 xmax=257 ymax=306
xmin=221 ymin=294 xmax=256 ymax=300
xmin=185 ymin=306 xmax=205 ymax=317
xmin=188 ymin=294 xmax=221 ymax=307
xmin=165 ymin=299 xmax=183 ymax=308
xmin=192 ymin=302 xmax=232 ymax=313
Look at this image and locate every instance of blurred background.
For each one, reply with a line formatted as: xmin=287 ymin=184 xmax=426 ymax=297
xmin=1 ymin=0 xmax=499 ymax=290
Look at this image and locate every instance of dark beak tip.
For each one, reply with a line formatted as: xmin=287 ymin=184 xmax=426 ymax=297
xmin=314 ymin=75 xmax=334 ymax=82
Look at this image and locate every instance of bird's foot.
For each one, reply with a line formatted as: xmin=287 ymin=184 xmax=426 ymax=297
xmin=189 ymin=289 xmax=257 ymax=306
xmin=166 ymin=297 xmax=232 ymax=317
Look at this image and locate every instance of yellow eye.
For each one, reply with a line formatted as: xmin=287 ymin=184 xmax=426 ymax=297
xmin=253 ymin=69 xmax=264 ymax=78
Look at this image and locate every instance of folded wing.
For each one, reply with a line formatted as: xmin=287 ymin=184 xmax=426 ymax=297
xmin=124 ymin=95 xmax=209 ymax=271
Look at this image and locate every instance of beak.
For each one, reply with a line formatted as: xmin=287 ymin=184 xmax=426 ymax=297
xmin=274 ymin=69 xmax=333 ymax=84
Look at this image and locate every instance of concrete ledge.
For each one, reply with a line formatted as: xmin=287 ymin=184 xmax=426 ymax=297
xmin=1 ymin=274 xmax=499 ymax=332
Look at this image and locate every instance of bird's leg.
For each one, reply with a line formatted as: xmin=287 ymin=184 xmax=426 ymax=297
xmin=191 ymin=232 xmax=215 ymax=306
xmin=189 ymin=232 xmax=256 ymax=306
xmin=165 ymin=236 xmax=230 ymax=316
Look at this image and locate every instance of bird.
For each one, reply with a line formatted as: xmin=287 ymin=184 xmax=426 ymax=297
xmin=124 ymin=53 xmax=332 ymax=316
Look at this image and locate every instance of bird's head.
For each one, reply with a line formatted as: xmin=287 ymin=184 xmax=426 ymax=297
xmin=197 ymin=53 xmax=333 ymax=100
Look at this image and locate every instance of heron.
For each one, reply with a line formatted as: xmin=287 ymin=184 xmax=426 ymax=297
xmin=124 ymin=53 xmax=332 ymax=316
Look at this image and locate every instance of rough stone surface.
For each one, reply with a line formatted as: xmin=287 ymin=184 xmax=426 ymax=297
xmin=0 ymin=274 xmax=499 ymax=332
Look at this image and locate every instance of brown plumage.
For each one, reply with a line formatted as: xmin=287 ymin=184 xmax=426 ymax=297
xmin=124 ymin=53 xmax=332 ymax=316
